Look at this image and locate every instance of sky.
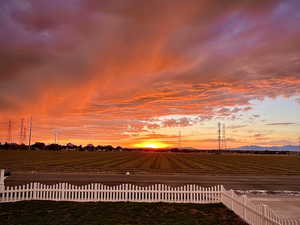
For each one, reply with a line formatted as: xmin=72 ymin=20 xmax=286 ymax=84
xmin=0 ymin=0 xmax=300 ymax=149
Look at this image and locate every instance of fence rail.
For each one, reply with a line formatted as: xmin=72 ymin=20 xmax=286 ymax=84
xmin=0 ymin=169 xmax=299 ymax=225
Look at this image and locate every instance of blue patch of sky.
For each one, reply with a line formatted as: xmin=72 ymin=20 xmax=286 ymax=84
xmin=249 ymin=96 xmax=300 ymax=124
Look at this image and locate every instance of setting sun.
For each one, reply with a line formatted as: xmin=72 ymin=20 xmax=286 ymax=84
xmin=134 ymin=142 xmax=169 ymax=149
xmin=144 ymin=143 xmax=161 ymax=148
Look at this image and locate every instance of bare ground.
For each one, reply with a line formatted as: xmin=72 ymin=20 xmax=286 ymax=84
xmin=5 ymin=171 xmax=300 ymax=191
xmin=250 ymin=196 xmax=300 ymax=218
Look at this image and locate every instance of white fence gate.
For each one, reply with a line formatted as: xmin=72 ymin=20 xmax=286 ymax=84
xmin=0 ymin=169 xmax=299 ymax=225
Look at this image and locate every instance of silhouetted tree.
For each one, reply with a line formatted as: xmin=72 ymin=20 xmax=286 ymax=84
xmin=32 ymin=142 xmax=46 ymax=150
xmin=116 ymin=146 xmax=123 ymax=152
xmin=84 ymin=144 xmax=95 ymax=151
xmin=46 ymin=144 xmax=61 ymax=151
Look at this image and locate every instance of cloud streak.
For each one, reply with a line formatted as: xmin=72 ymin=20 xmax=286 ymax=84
xmin=265 ymin=123 xmax=297 ymax=126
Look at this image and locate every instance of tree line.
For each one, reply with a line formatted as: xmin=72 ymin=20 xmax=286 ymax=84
xmin=0 ymin=142 xmax=123 ymax=152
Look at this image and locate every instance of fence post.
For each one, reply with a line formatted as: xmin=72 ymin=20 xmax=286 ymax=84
xmin=0 ymin=169 xmax=7 ymax=193
xmin=220 ymin=185 xmax=224 ymax=202
xmin=242 ymin=195 xmax=247 ymax=220
xmin=230 ymin=189 xmax=234 ymax=210
xmin=262 ymin=204 xmax=267 ymax=225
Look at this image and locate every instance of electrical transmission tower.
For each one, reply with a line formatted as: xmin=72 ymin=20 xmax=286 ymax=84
xmin=23 ymin=119 xmax=27 ymax=144
xmin=218 ymin=122 xmax=221 ymax=152
xmin=178 ymin=130 xmax=182 ymax=149
xmin=218 ymin=122 xmax=227 ymax=151
xmin=54 ymin=129 xmax=59 ymax=144
xmin=28 ymin=117 xmax=32 ymax=150
xmin=222 ymin=124 xmax=226 ymax=150
xmin=19 ymin=118 xmax=25 ymax=144
xmin=7 ymin=120 xmax=12 ymax=143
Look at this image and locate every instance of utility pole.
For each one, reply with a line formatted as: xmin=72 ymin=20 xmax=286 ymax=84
xmin=218 ymin=122 xmax=221 ymax=152
xmin=222 ymin=124 xmax=226 ymax=150
xmin=28 ymin=116 xmax=32 ymax=150
xmin=54 ymin=129 xmax=59 ymax=144
xmin=23 ymin=119 xmax=27 ymax=144
xmin=178 ymin=130 xmax=182 ymax=149
xmin=19 ymin=118 xmax=24 ymax=144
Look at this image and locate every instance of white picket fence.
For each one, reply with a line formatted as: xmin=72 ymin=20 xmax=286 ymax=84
xmin=221 ymin=187 xmax=300 ymax=225
xmin=0 ymin=170 xmax=299 ymax=225
xmin=0 ymin=182 xmax=221 ymax=204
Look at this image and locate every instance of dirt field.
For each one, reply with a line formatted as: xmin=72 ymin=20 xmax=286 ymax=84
xmin=4 ymin=172 xmax=300 ymax=191
xmin=1 ymin=150 xmax=300 ymax=175
xmin=2 ymin=150 xmax=300 ymax=191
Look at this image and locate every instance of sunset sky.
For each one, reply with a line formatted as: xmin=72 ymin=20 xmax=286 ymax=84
xmin=0 ymin=0 xmax=300 ymax=149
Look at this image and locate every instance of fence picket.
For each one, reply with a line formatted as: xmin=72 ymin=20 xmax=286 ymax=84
xmin=49 ymin=184 xmax=52 ymax=200
xmin=198 ymin=186 xmax=201 ymax=203
xmin=6 ymin=186 xmax=9 ymax=202
xmin=14 ymin=186 xmax=17 ymax=201
xmin=110 ymin=185 xmax=113 ymax=201
xmin=112 ymin=185 xmax=115 ymax=201
xmin=38 ymin=183 xmax=41 ymax=200
xmin=57 ymin=183 xmax=60 ymax=201
xmin=93 ymin=183 xmax=98 ymax=202
xmin=45 ymin=185 xmax=47 ymax=200
xmin=52 ymin=184 xmax=54 ymax=200
xmin=106 ymin=184 xmax=109 ymax=201
xmin=51 ymin=184 xmax=54 ymax=200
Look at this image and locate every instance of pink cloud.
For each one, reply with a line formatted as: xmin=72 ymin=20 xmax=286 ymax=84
xmin=162 ymin=118 xmax=193 ymax=128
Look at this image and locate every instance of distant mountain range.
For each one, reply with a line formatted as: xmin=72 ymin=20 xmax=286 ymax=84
xmin=231 ymin=145 xmax=300 ymax=151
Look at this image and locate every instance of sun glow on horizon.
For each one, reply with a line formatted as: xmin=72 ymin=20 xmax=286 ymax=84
xmin=133 ymin=141 xmax=169 ymax=149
